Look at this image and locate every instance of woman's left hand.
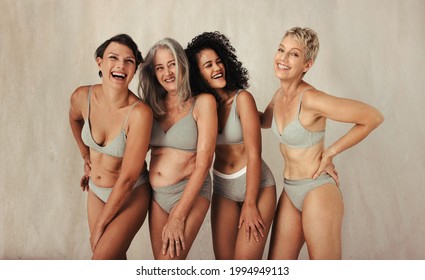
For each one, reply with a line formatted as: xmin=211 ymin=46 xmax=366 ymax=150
xmin=161 ymin=216 xmax=186 ymax=258
xmin=239 ymin=204 xmax=265 ymax=242
xmin=313 ymin=151 xmax=339 ymax=185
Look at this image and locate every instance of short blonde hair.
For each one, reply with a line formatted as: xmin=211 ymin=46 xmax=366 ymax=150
xmin=284 ymin=27 xmax=320 ymax=62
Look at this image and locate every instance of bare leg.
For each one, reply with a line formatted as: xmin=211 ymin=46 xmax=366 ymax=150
xmin=302 ymin=184 xmax=344 ymax=260
xmin=211 ymin=194 xmax=240 ymax=259
xmin=87 ymin=184 xmax=150 ymax=260
xmin=268 ymin=190 xmax=304 ymax=260
xmin=149 ymin=196 xmax=210 ymax=260
xmin=234 ymin=186 xmax=276 ymax=259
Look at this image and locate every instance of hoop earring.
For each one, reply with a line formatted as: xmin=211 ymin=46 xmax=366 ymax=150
xmin=98 ymin=71 xmax=102 ymax=78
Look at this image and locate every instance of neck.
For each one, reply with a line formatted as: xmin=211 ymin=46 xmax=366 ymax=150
xmin=280 ymin=79 xmax=304 ymax=98
xmin=100 ymin=84 xmax=129 ymax=108
xmin=216 ymin=88 xmax=233 ymax=101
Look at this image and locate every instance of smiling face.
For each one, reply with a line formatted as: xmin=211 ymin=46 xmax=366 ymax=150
xmin=196 ymin=48 xmax=226 ymax=90
xmin=96 ymin=42 xmax=136 ymax=88
xmin=153 ymin=47 xmax=178 ymax=94
xmin=274 ymin=35 xmax=313 ymax=81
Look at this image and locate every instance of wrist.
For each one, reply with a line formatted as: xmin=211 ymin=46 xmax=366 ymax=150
xmin=323 ymin=147 xmax=337 ymax=159
xmin=243 ymin=199 xmax=256 ymax=207
xmin=169 ymin=209 xmax=186 ymax=222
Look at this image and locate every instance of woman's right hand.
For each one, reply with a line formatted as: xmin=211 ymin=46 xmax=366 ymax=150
xmin=80 ymin=174 xmax=89 ymax=192
xmin=161 ymin=216 xmax=186 ymax=259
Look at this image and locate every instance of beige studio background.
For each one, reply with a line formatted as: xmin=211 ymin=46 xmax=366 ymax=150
xmin=1 ymin=0 xmax=424 ymax=260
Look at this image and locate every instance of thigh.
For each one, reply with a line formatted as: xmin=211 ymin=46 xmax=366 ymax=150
xmin=87 ymin=190 xmax=105 ymax=235
xmin=235 ymin=186 xmax=276 ymax=260
xmin=92 ymin=184 xmax=151 ymax=260
xmin=302 ymin=183 xmax=344 ymax=260
xmin=211 ymin=194 xmax=241 ymax=260
xmin=268 ymin=190 xmax=304 ymax=260
xmin=149 ymin=199 xmax=170 ymax=259
xmin=150 ymin=195 xmax=210 ymax=260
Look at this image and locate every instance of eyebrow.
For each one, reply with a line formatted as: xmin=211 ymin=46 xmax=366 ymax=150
xmin=107 ymin=52 xmax=135 ymax=59
xmin=202 ymin=60 xmax=212 ymax=67
xmin=279 ymin=44 xmax=302 ymax=52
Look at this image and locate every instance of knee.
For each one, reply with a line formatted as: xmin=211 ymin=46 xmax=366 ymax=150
xmin=92 ymin=246 xmax=126 ymax=260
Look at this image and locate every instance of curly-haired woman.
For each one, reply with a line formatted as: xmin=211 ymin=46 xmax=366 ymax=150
xmin=186 ymin=32 xmax=277 ymax=260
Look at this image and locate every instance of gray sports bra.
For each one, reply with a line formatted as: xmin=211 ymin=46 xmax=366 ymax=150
xmin=216 ymin=90 xmax=244 ymax=145
xmin=150 ymin=101 xmax=198 ymax=152
xmin=81 ymin=86 xmax=139 ymax=157
xmin=272 ymin=89 xmax=325 ymax=148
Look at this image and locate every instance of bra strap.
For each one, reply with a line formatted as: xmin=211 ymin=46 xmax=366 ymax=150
xmin=122 ymin=101 xmax=140 ymax=129
xmin=297 ymin=87 xmax=314 ymax=115
xmin=86 ymin=86 xmax=93 ymax=121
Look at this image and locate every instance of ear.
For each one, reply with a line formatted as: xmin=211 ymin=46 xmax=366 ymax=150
xmin=96 ymin=57 xmax=102 ymax=70
xmin=303 ymin=59 xmax=314 ymax=74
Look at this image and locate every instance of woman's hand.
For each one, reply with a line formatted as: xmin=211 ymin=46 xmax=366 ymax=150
xmin=239 ymin=204 xmax=265 ymax=242
xmin=80 ymin=154 xmax=91 ymax=191
xmin=313 ymin=150 xmax=339 ymax=185
xmin=161 ymin=216 xmax=186 ymax=258
xmin=80 ymin=174 xmax=90 ymax=191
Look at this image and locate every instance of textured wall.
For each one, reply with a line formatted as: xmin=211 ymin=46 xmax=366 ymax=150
xmin=1 ymin=0 xmax=424 ymax=259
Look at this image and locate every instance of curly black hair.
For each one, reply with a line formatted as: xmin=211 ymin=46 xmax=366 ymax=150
xmin=185 ymin=31 xmax=249 ymax=100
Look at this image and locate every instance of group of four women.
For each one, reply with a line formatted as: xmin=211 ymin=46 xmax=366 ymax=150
xmin=69 ymin=27 xmax=383 ymax=260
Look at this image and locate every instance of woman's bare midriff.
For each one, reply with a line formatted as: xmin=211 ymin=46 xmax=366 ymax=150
xmin=89 ymin=149 xmax=147 ymax=188
xmin=280 ymin=141 xmax=324 ymax=180
xmin=213 ymin=143 xmax=247 ymax=174
xmin=149 ymin=147 xmax=196 ymax=188
xmin=89 ymin=149 xmax=123 ymax=188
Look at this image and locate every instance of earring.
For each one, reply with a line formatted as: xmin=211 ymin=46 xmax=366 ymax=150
xmin=98 ymin=70 xmax=103 ymax=78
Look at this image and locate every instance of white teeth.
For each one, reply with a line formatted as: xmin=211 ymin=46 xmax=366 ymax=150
xmin=112 ymin=72 xmax=126 ymax=78
xmin=277 ymin=64 xmax=289 ymax=70
xmin=212 ymin=73 xmax=223 ymax=79
xmin=165 ymin=78 xmax=175 ymax=83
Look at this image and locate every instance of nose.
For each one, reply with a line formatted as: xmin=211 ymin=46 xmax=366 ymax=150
xmin=212 ymin=62 xmax=221 ymax=71
xmin=116 ymin=59 xmax=125 ymax=69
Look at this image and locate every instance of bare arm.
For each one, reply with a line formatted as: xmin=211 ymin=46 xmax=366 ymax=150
xmin=69 ymin=86 xmax=91 ymax=187
xmin=259 ymin=89 xmax=279 ymax=128
xmin=169 ymin=94 xmax=217 ymax=218
xmin=69 ymin=86 xmax=90 ymax=160
xmin=161 ymin=94 xmax=217 ymax=256
xmin=237 ymin=90 xmax=265 ymax=241
xmin=90 ymin=103 xmax=153 ymax=250
xmin=303 ymin=90 xmax=384 ymax=179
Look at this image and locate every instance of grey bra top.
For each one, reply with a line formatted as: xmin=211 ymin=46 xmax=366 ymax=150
xmin=271 ymin=89 xmax=325 ymax=149
xmin=150 ymin=102 xmax=198 ymax=152
xmin=216 ymin=90 xmax=244 ymax=145
xmin=81 ymin=86 xmax=140 ymax=157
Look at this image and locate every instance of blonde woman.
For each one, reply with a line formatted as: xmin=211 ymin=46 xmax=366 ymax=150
xmin=261 ymin=27 xmax=384 ymax=259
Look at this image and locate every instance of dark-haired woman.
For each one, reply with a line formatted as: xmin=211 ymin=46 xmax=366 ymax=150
xmin=69 ymin=34 xmax=152 ymax=259
xmin=186 ymin=32 xmax=276 ymax=260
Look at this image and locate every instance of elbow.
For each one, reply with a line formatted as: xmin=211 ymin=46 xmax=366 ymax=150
xmin=119 ymin=176 xmax=138 ymax=193
xmin=372 ymin=110 xmax=384 ymax=128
